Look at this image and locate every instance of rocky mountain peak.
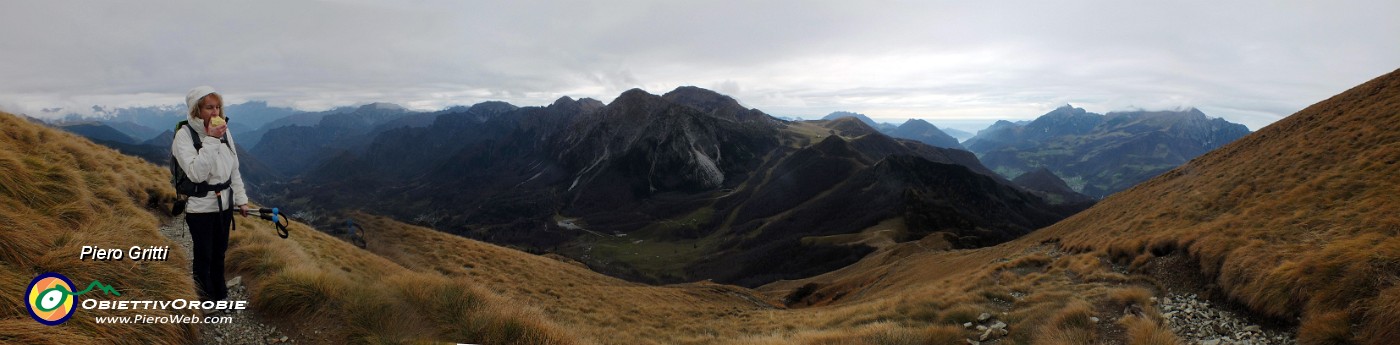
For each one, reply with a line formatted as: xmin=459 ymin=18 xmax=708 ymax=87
xmin=662 ymin=86 xmax=771 ymax=123
xmin=360 ymin=102 xmax=407 ymax=112
xmin=614 ymin=88 xmax=659 ymax=104
xmin=469 ymin=101 xmax=520 ymax=115
xmin=900 ymin=118 xmax=934 ymax=128
xmin=823 ymin=116 xmax=880 ymax=137
xmin=1026 ymin=105 xmax=1103 ymax=138
xmin=552 ymin=96 xmax=576 ymax=106
xmin=662 ymin=86 xmax=740 ymax=108
xmin=823 ymin=111 xmax=878 ymax=127
xmin=811 ymin=135 xmax=857 ymax=157
xmin=893 ymin=118 xmax=963 ymax=149
xmin=546 ymin=97 xmax=603 ymax=113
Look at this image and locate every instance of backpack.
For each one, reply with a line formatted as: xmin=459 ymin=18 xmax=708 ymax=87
xmin=169 ymin=120 xmax=233 ymax=214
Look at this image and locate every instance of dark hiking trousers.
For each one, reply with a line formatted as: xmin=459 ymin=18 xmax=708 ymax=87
xmin=186 ymin=210 xmax=232 ymax=301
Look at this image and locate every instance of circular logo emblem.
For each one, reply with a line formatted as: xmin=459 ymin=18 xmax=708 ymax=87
xmin=26 ymin=272 xmax=77 ymax=325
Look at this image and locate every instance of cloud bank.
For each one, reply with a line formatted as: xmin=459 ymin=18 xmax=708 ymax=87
xmin=2 ymin=1 xmax=1397 ymax=130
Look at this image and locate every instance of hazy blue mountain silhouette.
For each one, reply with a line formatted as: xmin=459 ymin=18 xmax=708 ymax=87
xmin=966 ymin=105 xmax=1250 ymax=197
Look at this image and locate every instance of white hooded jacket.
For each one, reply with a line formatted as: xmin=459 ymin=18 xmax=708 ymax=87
xmin=172 ymin=86 xmax=248 ymax=213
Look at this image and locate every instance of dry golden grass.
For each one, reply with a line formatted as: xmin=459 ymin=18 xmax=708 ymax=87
xmin=730 ymin=322 xmax=967 ymax=345
xmin=1296 ymin=311 xmax=1350 ymax=345
xmin=766 ymin=68 xmax=1400 ymax=345
xmin=225 ymin=210 xmax=582 ymax=344
xmin=778 ymin=121 xmax=839 ymax=148
xmin=352 ymin=212 xmax=793 ymax=344
xmin=1107 ymin=286 xmax=1155 ymax=313
xmin=3 ymin=110 xmax=1065 ymax=344
xmin=9 ymin=67 xmax=1395 ymax=344
xmin=359 ymin=212 xmax=1145 ymax=344
xmin=1119 ymin=315 xmax=1181 ymax=345
xmin=1034 ymin=300 xmax=1098 ymax=345
xmin=0 ymin=112 xmax=196 ymax=344
xmin=1036 ymin=68 xmax=1400 ymax=344
xmin=0 ymin=112 xmax=578 ymax=344
xmin=754 ymin=238 xmax=1184 ymax=344
xmin=1361 ymin=285 xmax=1400 ymax=344
xmin=301 ymin=116 xmax=1200 ymax=345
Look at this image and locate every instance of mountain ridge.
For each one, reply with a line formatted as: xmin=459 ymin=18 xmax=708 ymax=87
xmin=264 ymin=86 xmax=1078 ymax=287
xmin=890 ymin=118 xmax=964 ymax=149
xmin=769 ymin=67 xmax=1400 ymax=344
xmin=967 ymin=105 xmax=1251 ymax=197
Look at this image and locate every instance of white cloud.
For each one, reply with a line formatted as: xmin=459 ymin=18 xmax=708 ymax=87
xmin=1 ymin=0 xmax=1396 ymax=132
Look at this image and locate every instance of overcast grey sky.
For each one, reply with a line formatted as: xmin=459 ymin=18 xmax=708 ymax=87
xmin=2 ymin=1 xmax=1396 ymax=131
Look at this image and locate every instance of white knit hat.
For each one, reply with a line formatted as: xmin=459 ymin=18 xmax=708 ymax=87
xmin=185 ymin=86 xmax=218 ymax=115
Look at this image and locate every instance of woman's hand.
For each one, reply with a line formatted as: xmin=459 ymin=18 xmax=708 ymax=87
xmin=238 ymin=204 xmax=249 ymax=217
xmin=208 ymin=124 xmax=228 ymax=139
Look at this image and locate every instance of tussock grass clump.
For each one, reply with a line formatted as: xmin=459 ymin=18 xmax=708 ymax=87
xmin=863 ymin=324 xmax=935 ymax=345
xmin=1119 ymin=314 xmax=1181 ymax=345
xmin=1361 ymin=285 xmax=1400 ymax=345
xmin=915 ymin=324 xmax=968 ymax=345
xmin=250 ymin=266 xmax=344 ymax=317
xmin=1007 ymin=252 xmax=1052 ymax=270
xmin=1108 ymin=286 xmax=1156 ymax=312
xmin=938 ymin=303 xmax=985 ymax=325
xmin=0 ymin=112 xmax=194 ymax=344
xmin=0 ymin=320 xmax=94 ymax=343
xmin=1034 ymin=300 xmax=1098 ymax=345
xmin=1296 ymin=311 xmax=1350 ymax=345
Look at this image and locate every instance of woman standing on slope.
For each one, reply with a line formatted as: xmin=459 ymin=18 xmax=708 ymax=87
xmin=172 ymin=86 xmax=249 ymax=302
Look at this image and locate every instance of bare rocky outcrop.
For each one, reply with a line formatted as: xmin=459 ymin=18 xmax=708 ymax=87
xmin=1157 ymin=293 xmax=1296 ymax=345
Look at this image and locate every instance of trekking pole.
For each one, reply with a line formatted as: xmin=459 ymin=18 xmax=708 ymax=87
xmin=346 ymin=219 xmax=366 ymax=248
xmin=253 ymin=207 xmax=290 ymax=239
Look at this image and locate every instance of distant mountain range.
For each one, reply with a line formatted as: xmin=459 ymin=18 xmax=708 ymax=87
xmin=251 ymin=87 xmax=1078 ymax=286
xmin=14 ymin=66 xmax=1400 ymax=345
xmin=47 ymin=90 xmax=1248 ymax=287
xmin=821 ymin=111 xmax=964 ymax=149
xmin=45 ymin=101 xmax=368 ymax=153
xmin=251 ymin=102 xmax=420 ymax=177
xmin=821 ymin=111 xmax=881 ymax=127
xmin=965 ymin=105 xmax=1250 ymax=197
xmin=763 ymin=68 xmax=1400 ymax=345
xmin=46 ymin=119 xmax=281 ymax=199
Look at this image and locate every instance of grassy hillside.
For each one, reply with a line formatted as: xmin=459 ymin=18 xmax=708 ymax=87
xmin=8 ymin=107 xmax=1117 ymax=344
xmin=769 ymin=68 xmax=1400 ymax=345
xmin=0 ymin=112 xmax=195 ymax=343
xmin=0 ymin=109 xmax=1180 ymax=344
xmin=350 ymin=213 xmax=782 ymax=344
xmin=224 ymin=207 xmax=582 ymax=343
xmin=352 ymin=212 xmax=1181 ymax=345
xmin=8 ymin=66 xmax=1393 ymax=344
xmin=0 ymin=111 xmax=580 ymax=344
xmin=1038 ymin=68 xmax=1400 ymax=344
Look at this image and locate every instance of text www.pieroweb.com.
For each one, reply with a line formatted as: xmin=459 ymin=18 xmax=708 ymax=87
xmin=84 ymin=299 xmax=246 ymax=324
xmin=95 ymin=314 xmax=232 ymax=324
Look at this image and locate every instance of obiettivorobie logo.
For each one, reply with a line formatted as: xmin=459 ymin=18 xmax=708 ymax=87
xmin=26 ymin=272 xmax=120 ymax=326
xmin=24 ymin=271 xmax=248 ymax=326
